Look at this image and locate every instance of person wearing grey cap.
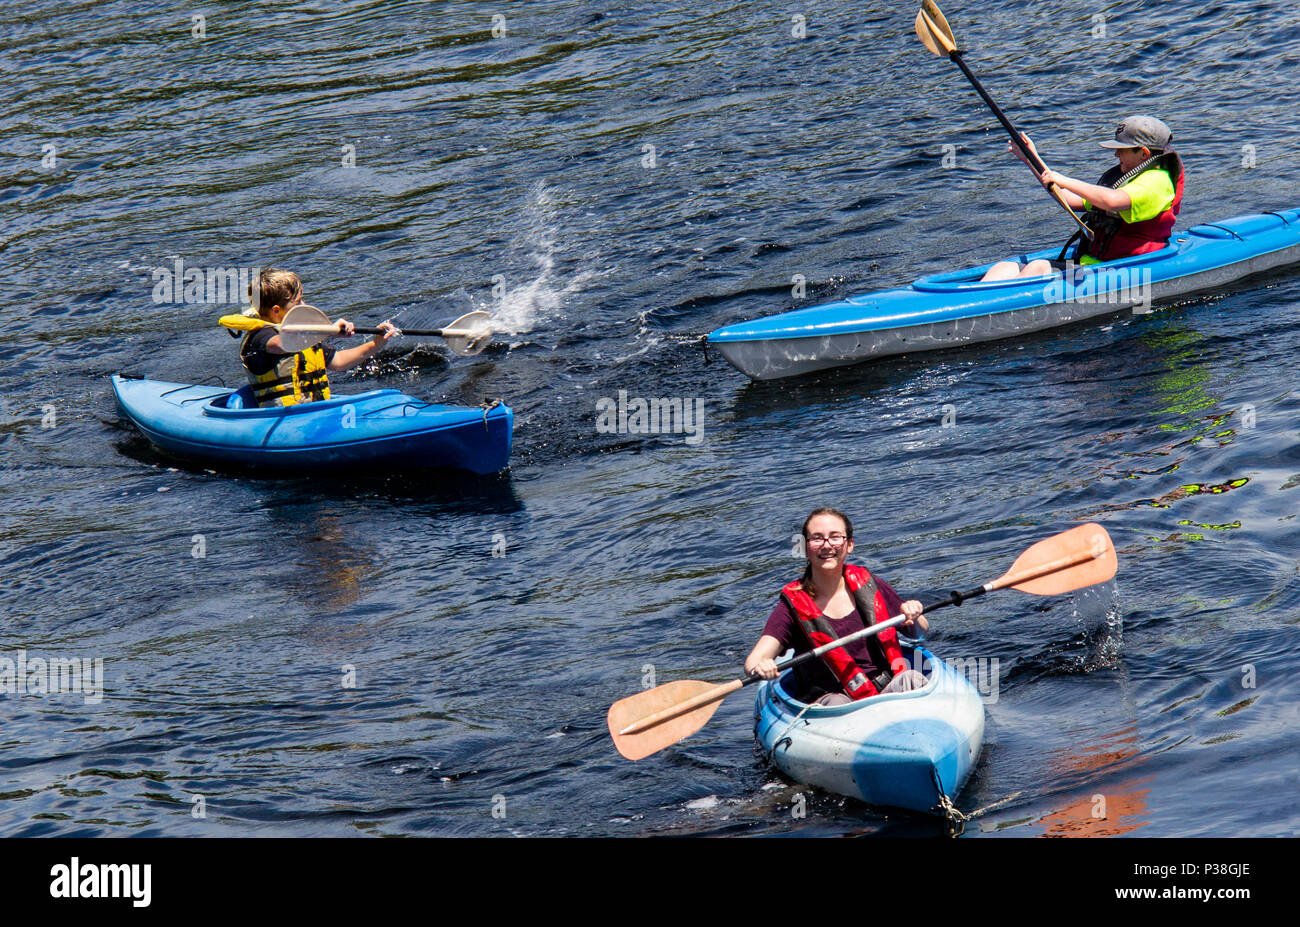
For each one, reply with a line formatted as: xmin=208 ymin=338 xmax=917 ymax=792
xmin=982 ymin=115 xmax=1185 ymax=281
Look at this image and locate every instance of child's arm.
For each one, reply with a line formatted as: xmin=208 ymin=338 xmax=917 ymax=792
xmin=878 ymin=578 xmax=929 ymax=635
xmin=327 ymin=320 xmax=398 ymax=372
xmin=744 ymin=635 xmax=784 ymax=679
xmin=1040 ymin=170 xmax=1129 ymax=213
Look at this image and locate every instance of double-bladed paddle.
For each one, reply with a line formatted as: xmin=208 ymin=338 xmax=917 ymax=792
xmin=218 ymin=305 xmax=494 ymax=357
xmin=915 ymin=0 xmax=1094 ymax=241
xmin=607 ymin=523 xmax=1117 ymax=761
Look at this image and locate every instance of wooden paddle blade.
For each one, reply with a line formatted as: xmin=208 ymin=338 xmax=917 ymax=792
xmin=992 ymin=523 xmax=1117 ymax=595
xmin=607 ymin=679 xmax=742 ymax=760
xmin=915 ymin=0 xmax=958 ymax=56
xmin=278 ymin=305 xmax=335 ymax=353
xmin=440 ymin=311 xmax=493 ymax=357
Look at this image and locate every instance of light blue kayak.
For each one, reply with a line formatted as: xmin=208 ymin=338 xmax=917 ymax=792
xmin=111 ymin=374 xmax=513 ymax=474
xmin=754 ymin=647 xmax=984 ymax=813
xmin=710 ymin=208 xmax=1300 ymax=379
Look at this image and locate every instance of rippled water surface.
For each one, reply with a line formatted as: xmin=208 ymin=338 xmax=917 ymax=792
xmin=2 ymin=0 xmax=1298 ymax=837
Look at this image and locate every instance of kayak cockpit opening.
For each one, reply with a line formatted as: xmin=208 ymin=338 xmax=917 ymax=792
xmin=774 ymin=645 xmax=937 ymax=708
xmin=913 ymin=241 xmax=1182 ymax=293
xmin=215 ymin=386 xmax=256 ymax=410
xmin=203 ymin=387 xmax=405 ymax=417
xmin=914 ymin=256 xmax=1061 ymax=291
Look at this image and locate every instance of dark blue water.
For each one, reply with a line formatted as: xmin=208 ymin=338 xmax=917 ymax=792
xmin=2 ymin=0 xmax=1298 ymax=837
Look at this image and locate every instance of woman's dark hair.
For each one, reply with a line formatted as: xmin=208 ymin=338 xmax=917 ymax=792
xmin=799 ymin=507 xmax=853 ymax=594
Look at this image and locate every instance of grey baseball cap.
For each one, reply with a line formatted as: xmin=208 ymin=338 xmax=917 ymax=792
xmin=1099 ymin=115 xmax=1174 ymax=151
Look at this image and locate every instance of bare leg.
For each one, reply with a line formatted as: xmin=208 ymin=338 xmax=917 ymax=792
xmin=1018 ymin=259 xmax=1054 ymax=278
xmin=981 ymin=261 xmax=1022 ymax=282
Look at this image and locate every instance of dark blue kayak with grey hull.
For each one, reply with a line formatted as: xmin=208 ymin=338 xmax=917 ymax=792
xmin=708 ymin=208 xmax=1300 ymax=380
xmin=111 ymin=375 xmax=513 ymax=474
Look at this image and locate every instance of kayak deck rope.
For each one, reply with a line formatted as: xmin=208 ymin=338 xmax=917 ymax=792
xmin=762 ymin=695 xmax=814 ymax=764
xmin=929 ymin=768 xmax=966 ymax=836
xmin=935 ymin=794 xmax=967 ymax=837
xmin=967 ymin=791 xmax=1025 ymax=818
xmin=634 ymin=331 xmax=711 ymax=364
xmin=930 ymin=771 xmax=1027 ymax=837
xmin=479 ymin=398 xmax=503 ymax=430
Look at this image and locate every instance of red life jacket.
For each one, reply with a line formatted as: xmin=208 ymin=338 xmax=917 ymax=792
xmin=780 ymin=564 xmax=907 ymax=700
xmin=1081 ymin=152 xmax=1184 ymax=263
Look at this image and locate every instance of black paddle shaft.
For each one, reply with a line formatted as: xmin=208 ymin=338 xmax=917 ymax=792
xmin=945 ymin=51 xmax=1092 ymax=241
xmin=947 ymin=52 xmax=1047 ymax=174
xmin=285 ymin=325 xmax=456 ymax=337
xmin=742 ymin=584 xmax=989 ymax=686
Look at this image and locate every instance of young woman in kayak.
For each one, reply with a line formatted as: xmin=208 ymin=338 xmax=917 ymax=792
xmin=743 ymin=507 xmax=928 ymax=705
xmin=239 ymin=269 xmax=397 ymax=408
xmin=981 ymin=115 xmax=1184 ymax=281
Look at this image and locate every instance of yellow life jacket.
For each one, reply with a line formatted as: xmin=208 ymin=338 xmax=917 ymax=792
xmin=239 ymin=329 xmax=331 ymax=408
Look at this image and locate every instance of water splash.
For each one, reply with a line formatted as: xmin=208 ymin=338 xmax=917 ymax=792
xmin=473 ymin=181 xmax=605 ymax=338
xmin=684 ymin=795 xmax=722 ymax=811
xmin=1091 ymin=582 xmax=1125 ymax=668
xmin=1068 ymin=581 xmax=1124 ymax=672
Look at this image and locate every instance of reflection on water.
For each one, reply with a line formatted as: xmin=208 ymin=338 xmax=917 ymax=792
xmin=280 ymin=513 xmax=370 ymax=612
xmin=1038 ymin=779 xmax=1152 ymax=837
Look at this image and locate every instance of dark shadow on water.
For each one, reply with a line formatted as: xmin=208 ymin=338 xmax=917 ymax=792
xmin=308 ymin=470 xmax=524 ymax=513
xmin=726 ymin=351 xmax=947 ymax=420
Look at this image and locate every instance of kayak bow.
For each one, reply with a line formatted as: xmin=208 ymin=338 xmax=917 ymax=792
xmin=755 ymin=646 xmax=984 ymax=813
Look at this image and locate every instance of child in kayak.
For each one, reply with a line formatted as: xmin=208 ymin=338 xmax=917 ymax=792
xmin=238 ymin=268 xmax=397 ymax=407
xmin=982 ymin=115 xmax=1184 ymax=281
xmin=743 ymin=507 xmax=928 ymax=705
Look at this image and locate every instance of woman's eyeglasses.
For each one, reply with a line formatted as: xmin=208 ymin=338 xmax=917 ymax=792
xmin=806 ymin=534 xmax=848 ymax=547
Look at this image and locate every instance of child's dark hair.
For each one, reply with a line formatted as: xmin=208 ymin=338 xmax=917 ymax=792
xmin=800 ymin=506 xmax=853 ymax=594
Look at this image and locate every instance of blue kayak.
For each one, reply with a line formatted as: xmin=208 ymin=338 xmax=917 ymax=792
xmin=709 ymin=207 xmax=1300 ymax=379
xmin=111 ymin=375 xmax=513 ymax=474
xmin=754 ymin=646 xmax=984 ymax=813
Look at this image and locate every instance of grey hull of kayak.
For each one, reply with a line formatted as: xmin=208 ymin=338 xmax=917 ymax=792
xmin=709 ymin=209 xmax=1300 ymax=380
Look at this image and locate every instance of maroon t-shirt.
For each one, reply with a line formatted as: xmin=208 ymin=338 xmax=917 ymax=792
xmin=762 ymin=576 xmax=906 ymax=702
